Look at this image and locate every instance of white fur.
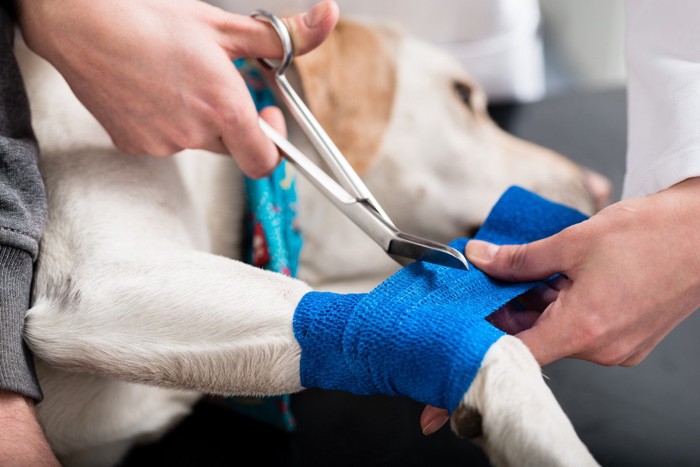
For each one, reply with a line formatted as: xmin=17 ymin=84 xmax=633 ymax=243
xmin=16 ymin=22 xmax=598 ymax=467
xmin=457 ymin=337 xmax=597 ymax=467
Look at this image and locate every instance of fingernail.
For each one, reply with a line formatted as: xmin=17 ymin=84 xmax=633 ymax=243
xmin=466 ymin=240 xmax=499 ymax=262
xmin=422 ymin=413 xmax=450 ymax=436
xmin=304 ymin=2 xmax=328 ymax=28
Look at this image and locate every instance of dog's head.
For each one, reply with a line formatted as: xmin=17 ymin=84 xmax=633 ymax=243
xmin=290 ymin=18 xmax=610 ymax=240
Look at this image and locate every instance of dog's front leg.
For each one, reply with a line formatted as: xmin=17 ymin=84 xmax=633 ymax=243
xmin=25 ymin=250 xmax=311 ymax=397
xmin=451 ymin=336 xmax=599 ymax=467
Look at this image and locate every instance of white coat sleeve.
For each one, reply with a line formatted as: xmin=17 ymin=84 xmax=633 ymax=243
xmin=623 ymin=0 xmax=700 ymax=199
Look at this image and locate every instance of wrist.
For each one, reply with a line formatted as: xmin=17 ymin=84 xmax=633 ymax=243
xmin=0 ymin=391 xmax=60 ymax=466
xmin=13 ymin=0 xmax=59 ymax=55
xmin=660 ymin=176 xmax=700 ymax=279
xmin=0 ymin=389 xmax=37 ymax=424
xmin=14 ymin=0 xmax=102 ymax=61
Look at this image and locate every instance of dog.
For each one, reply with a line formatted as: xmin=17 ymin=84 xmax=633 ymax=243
xmin=15 ymin=16 xmax=608 ymax=467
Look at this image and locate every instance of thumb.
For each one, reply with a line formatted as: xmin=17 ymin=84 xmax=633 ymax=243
xmin=465 ymin=233 xmax=573 ymax=283
xmin=218 ymin=0 xmax=339 ymax=59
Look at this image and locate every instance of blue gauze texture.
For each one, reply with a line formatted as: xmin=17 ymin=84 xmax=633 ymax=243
xmin=294 ymin=186 xmax=588 ymax=412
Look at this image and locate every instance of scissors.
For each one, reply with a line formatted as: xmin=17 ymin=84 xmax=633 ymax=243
xmin=249 ymin=9 xmax=469 ymax=271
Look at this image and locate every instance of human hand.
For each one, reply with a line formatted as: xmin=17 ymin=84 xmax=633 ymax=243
xmin=466 ymin=177 xmax=700 ymax=367
xmin=420 ymin=178 xmax=700 ymax=435
xmin=0 ymin=391 xmax=60 ymax=466
xmin=15 ymin=0 xmax=339 ymax=178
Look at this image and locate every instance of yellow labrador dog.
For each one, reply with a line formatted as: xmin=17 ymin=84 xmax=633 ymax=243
xmin=17 ymin=17 xmax=606 ymax=467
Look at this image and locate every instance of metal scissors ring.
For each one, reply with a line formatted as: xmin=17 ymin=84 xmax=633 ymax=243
xmin=250 ymin=10 xmax=293 ymax=75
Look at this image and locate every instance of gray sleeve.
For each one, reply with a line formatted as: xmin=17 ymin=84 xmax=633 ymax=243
xmin=0 ymin=6 xmax=46 ymax=401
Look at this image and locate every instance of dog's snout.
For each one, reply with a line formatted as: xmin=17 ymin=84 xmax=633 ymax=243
xmin=583 ymin=170 xmax=613 ymax=212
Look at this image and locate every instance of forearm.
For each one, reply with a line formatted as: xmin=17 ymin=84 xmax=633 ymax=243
xmin=0 ymin=391 xmax=59 ymax=466
xmin=26 ymin=249 xmax=311 ymax=396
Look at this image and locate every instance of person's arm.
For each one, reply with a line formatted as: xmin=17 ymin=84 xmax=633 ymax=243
xmin=14 ymin=0 xmax=339 ymax=178
xmin=0 ymin=5 xmax=59 ymax=465
xmin=0 ymin=391 xmax=59 ymax=466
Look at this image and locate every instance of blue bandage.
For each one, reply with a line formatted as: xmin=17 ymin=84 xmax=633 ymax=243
xmin=293 ymin=186 xmax=588 ymax=412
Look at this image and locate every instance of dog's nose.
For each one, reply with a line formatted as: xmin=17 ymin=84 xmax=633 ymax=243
xmin=583 ymin=169 xmax=612 ymax=212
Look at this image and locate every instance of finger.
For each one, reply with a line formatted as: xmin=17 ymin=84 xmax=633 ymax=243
xmin=465 ymin=234 xmax=573 ymax=283
xmin=486 ymin=306 xmax=541 ymax=335
xmin=516 ymin=301 xmax=576 ymax=366
xmin=259 ymin=105 xmax=287 ymax=138
xmin=220 ymin=73 xmax=281 ymax=178
xmin=420 ymin=406 xmax=450 ymax=436
xmin=546 ymin=275 xmax=570 ymax=292
xmin=516 ymin=279 xmax=568 ymax=311
xmin=217 ymin=0 xmax=339 ymax=59
xmin=200 ymin=138 xmax=229 ymax=156
xmin=123 ymin=139 xmax=181 ymax=158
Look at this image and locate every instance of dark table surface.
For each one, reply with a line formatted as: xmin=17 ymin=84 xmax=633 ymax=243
xmin=121 ymin=87 xmax=700 ymax=467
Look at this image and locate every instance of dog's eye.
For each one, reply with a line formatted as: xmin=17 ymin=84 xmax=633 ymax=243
xmin=453 ymin=81 xmax=473 ymax=110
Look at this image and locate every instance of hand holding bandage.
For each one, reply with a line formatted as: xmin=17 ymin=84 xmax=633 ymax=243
xmin=294 ymin=187 xmax=587 ymax=411
xmin=468 ymin=177 xmax=700 ymax=368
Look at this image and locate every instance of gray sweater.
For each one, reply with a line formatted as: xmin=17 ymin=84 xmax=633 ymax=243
xmin=0 ymin=5 xmax=46 ymax=401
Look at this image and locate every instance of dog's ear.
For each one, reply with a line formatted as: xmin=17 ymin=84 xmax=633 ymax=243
xmin=292 ymin=19 xmax=399 ymax=174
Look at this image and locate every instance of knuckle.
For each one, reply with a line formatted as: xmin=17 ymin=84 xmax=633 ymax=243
xmin=174 ymin=128 xmax=212 ymax=150
xmin=149 ymin=143 xmax=180 ymax=158
xmin=207 ymin=96 xmax=231 ymax=123
xmin=580 ymin=315 xmax=607 ymax=343
xmin=556 ymin=226 xmax=583 ymax=267
xmin=112 ymin=138 xmax=137 ymax=156
xmin=620 ymin=356 xmax=643 ymax=368
xmin=244 ymin=158 xmax=277 ymax=179
xmin=505 ymin=244 xmax=529 ymax=272
xmin=595 ymin=352 xmax=625 ymax=367
xmin=592 ymin=344 xmax=631 ymax=367
xmin=217 ymin=106 xmax=245 ymax=134
xmin=117 ymin=144 xmax=139 ymax=156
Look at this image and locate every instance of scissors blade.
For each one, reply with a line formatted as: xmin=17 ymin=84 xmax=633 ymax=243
xmin=259 ymin=118 xmax=470 ymax=271
xmin=388 ymin=232 xmax=470 ymax=271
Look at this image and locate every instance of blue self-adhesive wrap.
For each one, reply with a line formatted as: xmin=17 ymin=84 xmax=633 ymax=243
xmin=293 ymin=186 xmax=588 ymax=412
